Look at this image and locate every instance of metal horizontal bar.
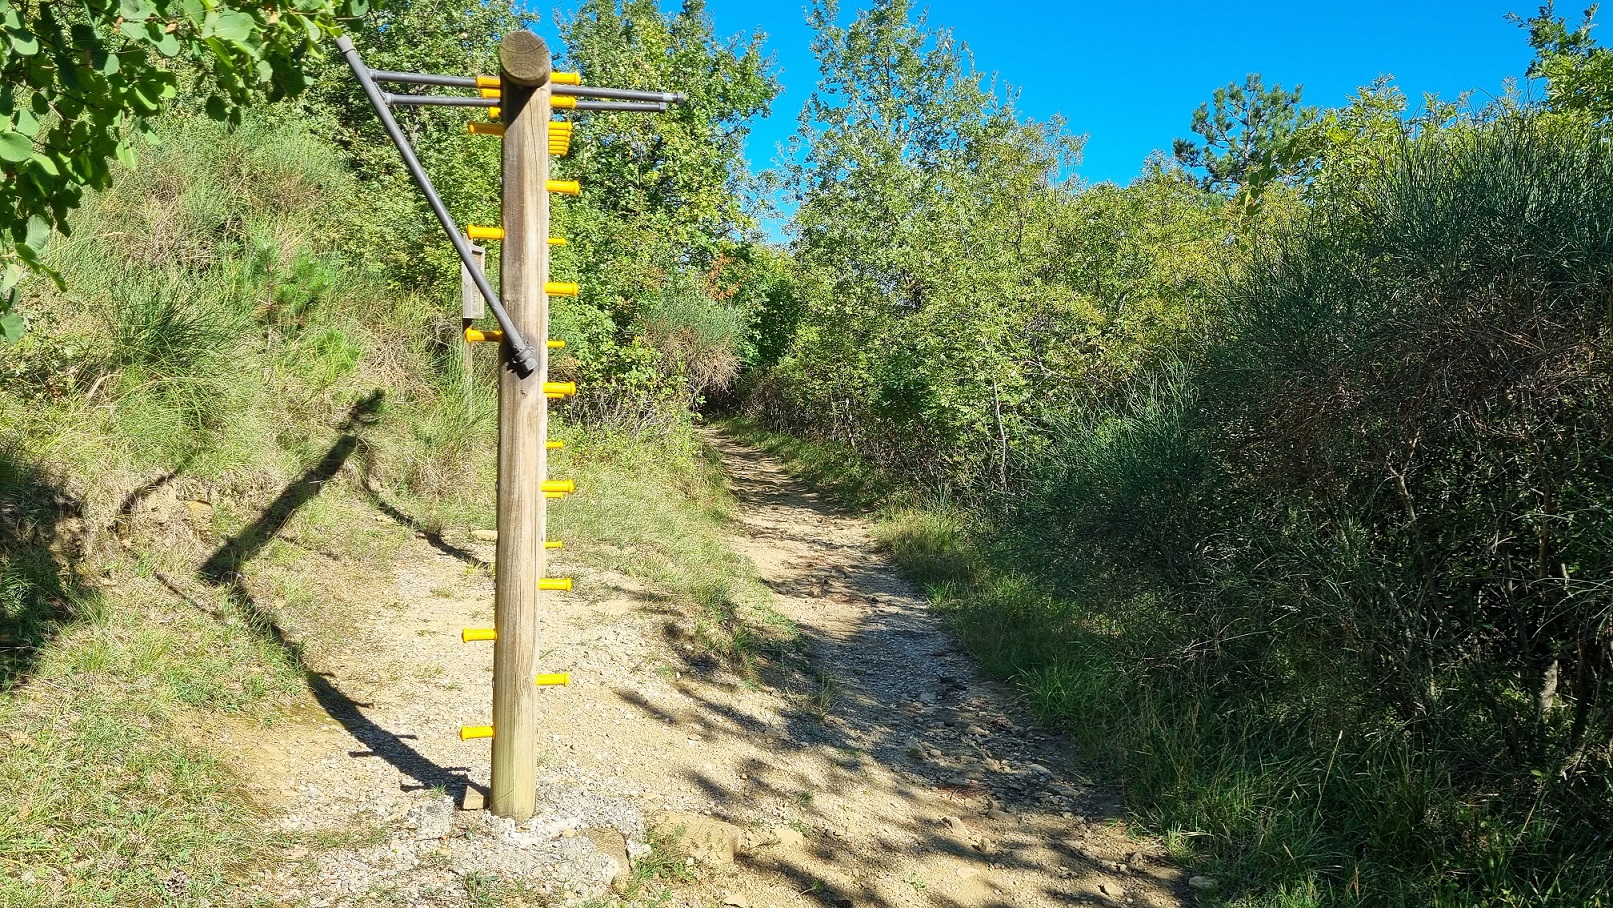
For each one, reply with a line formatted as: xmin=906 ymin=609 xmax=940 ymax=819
xmin=371 ymin=69 xmax=686 ymax=104
xmin=386 ymin=93 xmax=665 ymax=113
xmin=555 ymin=84 xmax=686 ymax=104
xmin=371 ymin=69 xmax=476 ymax=88
xmin=574 ymin=99 xmax=667 ymax=112
xmin=383 ymin=93 xmax=496 ymax=107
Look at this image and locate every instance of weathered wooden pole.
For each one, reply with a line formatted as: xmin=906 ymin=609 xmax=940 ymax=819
xmin=490 ymin=29 xmax=552 ymax=822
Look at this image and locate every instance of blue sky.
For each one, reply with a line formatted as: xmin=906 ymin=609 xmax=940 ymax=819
xmin=681 ymin=0 xmax=1538 ymax=187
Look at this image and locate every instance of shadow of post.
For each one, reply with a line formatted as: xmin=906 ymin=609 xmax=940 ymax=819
xmin=0 ymin=451 xmax=95 ymax=690
xmin=194 ymin=390 xmax=465 ymax=791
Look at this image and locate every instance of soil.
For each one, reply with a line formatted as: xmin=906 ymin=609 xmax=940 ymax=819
xmin=224 ymin=431 xmax=1194 ymax=908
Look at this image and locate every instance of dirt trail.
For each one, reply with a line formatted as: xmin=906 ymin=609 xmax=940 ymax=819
xmin=235 ymin=432 xmax=1192 ymax=907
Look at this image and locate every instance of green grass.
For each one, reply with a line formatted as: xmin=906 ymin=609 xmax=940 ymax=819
xmin=718 ymin=416 xmax=903 ymax=511
xmin=0 ymin=585 xmax=302 ymax=907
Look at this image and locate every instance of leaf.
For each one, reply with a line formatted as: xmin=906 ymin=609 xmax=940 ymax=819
xmin=208 ymin=10 xmax=254 ymax=42
xmin=23 ymin=215 xmax=48 ymax=250
xmin=118 ymin=0 xmax=155 ymax=21
xmin=0 ymin=310 xmax=24 ymax=346
xmin=115 ymin=139 xmax=137 ymax=168
xmin=0 ymin=129 xmax=32 ymax=162
xmin=8 ymin=27 xmax=38 ymax=55
xmin=154 ymin=29 xmax=179 ymax=56
xmin=13 ymin=107 xmax=38 ymax=137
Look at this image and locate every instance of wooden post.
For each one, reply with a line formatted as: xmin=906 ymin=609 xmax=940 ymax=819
xmin=490 ymin=29 xmax=552 ymax=822
xmin=460 ymin=243 xmax=485 ymax=408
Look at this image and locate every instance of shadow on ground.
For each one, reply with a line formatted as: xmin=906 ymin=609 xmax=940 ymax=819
xmin=187 ymin=390 xmax=469 ymax=794
xmin=608 ymin=434 xmax=1176 ymax=908
xmin=0 ymin=450 xmax=95 ymax=690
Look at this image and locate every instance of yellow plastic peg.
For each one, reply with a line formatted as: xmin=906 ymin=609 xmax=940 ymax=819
xmin=465 ymin=226 xmax=563 ymax=245
xmin=464 ymin=327 xmax=503 ymax=343
xmin=488 ymin=107 xmax=500 ymax=120
xmin=468 ymin=123 xmax=505 ymax=137
xmin=462 ymin=628 xmax=496 ymax=642
xmin=540 ymin=480 xmax=575 ymax=494
xmin=475 ymin=75 xmax=499 ymax=89
xmin=543 ymin=381 xmax=576 ymax=398
xmin=539 ymin=577 xmax=573 ymax=591
xmin=460 ymin=725 xmax=494 ymax=741
xmin=546 ymin=441 xmax=564 ymax=450
xmin=544 ymin=282 xmax=579 ymax=296
xmin=553 ymin=72 xmax=581 ymax=85
xmin=546 ymin=180 xmax=581 ymax=196
xmin=535 ymin=672 xmax=571 ymax=686
xmin=552 ymin=96 xmax=577 ymax=110
xmin=480 ymin=88 xmax=501 ymax=99
xmin=545 ymin=492 xmax=564 ymax=499
xmin=547 ymin=339 xmax=565 ymax=348
xmin=545 ymin=541 xmax=563 ymax=549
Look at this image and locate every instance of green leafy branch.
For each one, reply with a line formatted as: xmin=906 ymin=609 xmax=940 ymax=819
xmin=0 ymin=0 xmax=374 ymax=343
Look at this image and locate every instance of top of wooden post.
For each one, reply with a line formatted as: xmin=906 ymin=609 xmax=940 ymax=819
xmin=499 ymin=31 xmax=552 ymax=87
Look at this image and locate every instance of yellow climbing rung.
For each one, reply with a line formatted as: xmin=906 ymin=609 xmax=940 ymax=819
xmin=460 ymin=725 xmax=493 ymax=741
xmin=535 ymin=672 xmax=570 ymax=686
xmin=464 ymin=327 xmax=502 ymax=343
xmin=488 ymin=106 xmax=501 ymax=119
xmin=545 ymin=540 xmax=563 ymax=549
xmin=545 ymin=492 xmax=564 ymax=499
xmin=475 ymin=75 xmax=498 ymax=89
xmin=467 ymin=225 xmax=563 ymax=245
xmin=552 ymin=96 xmax=576 ymax=110
xmin=539 ymin=577 xmax=572 ymax=591
xmin=462 ymin=628 xmax=496 ymax=642
xmin=543 ymin=381 xmax=576 ymax=398
xmin=540 ymin=480 xmax=574 ymax=494
xmin=544 ymin=282 xmax=578 ymax=296
xmin=546 ymin=180 xmax=580 ymax=195
xmin=547 ymin=339 xmax=565 ymax=348
xmin=546 ymin=440 xmax=564 ymax=450
xmin=468 ymin=122 xmax=505 ymax=137
xmin=480 ymin=87 xmax=501 ymax=99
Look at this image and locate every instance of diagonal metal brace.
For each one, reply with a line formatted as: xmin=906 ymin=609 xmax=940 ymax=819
xmin=334 ymin=35 xmax=539 ymax=379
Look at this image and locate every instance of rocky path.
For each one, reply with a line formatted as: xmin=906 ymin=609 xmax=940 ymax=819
xmin=233 ymin=432 xmax=1193 ymax=907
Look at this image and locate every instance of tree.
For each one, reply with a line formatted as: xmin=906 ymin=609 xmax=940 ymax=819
xmin=0 ymin=0 xmax=373 ymax=343
xmin=1515 ymin=3 xmax=1613 ymax=118
xmin=1172 ymin=73 xmax=1316 ymax=209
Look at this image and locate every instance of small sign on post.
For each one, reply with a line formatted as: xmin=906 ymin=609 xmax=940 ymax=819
xmin=461 ymin=243 xmax=486 ymax=320
xmin=461 ymin=243 xmax=486 ymax=405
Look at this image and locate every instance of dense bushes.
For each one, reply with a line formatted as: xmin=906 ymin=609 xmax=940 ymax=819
xmin=899 ymin=113 xmax=1613 ymax=906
